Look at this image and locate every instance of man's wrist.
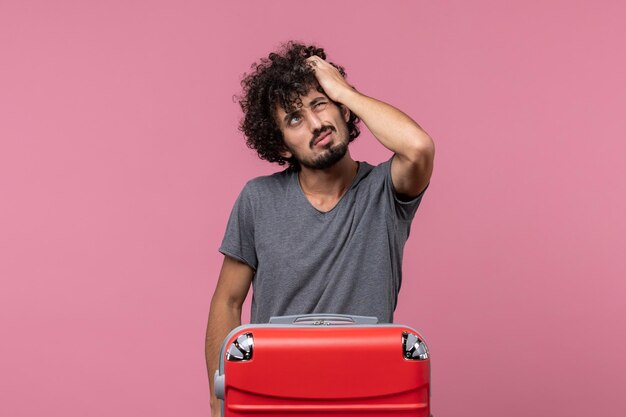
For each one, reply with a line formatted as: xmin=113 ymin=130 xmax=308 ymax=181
xmin=337 ymin=89 xmax=373 ymax=121
xmin=333 ymin=85 xmax=361 ymax=107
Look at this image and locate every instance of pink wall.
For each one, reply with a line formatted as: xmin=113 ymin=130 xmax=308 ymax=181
xmin=1 ymin=1 xmax=625 ymax=416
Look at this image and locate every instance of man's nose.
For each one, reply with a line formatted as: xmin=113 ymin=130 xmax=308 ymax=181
xmin=304 ymin=110 xmax=323 ymax=131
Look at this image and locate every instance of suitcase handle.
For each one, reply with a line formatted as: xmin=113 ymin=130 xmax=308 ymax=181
xmin=268 ymin=314 xmax=379 ymax=325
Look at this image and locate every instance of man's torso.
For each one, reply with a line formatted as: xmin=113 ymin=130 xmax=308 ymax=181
xmin=219 ymin=159 xmax=424 ymax=323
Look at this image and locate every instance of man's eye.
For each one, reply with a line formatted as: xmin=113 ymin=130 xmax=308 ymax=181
xmin=289 ymin=115 xmax=301 ymax=125
xmin=314 ymin=102 xmax=327 ymax=109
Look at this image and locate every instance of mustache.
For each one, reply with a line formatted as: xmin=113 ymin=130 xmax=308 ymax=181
xmin=309 ymin=126 xmax=335 ymax=148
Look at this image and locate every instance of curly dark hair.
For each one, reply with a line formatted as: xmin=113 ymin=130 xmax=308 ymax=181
xmin=237 ymin=41 xmax=361 ymax=171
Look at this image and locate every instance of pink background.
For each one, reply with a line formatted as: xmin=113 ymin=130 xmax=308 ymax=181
xmin=1 ymin=1 xmax=625 ymax=416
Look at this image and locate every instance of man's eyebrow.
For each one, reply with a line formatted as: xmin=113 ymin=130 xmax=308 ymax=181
xmin=283 ymin=109 xmax=300 ymax=124
xmin=308 ymin=96 xmax=327 ymax=106
xmin=281 ymin=96 xmax=327 ymax=124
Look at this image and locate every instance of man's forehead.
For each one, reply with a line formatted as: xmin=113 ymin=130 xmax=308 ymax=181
xmin=275 ymin=89 xmax=329 ymax=115
xmin=299 ymin=88 xmax=329 ymax=103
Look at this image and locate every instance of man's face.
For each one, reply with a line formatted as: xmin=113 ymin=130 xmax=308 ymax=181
xmin=274 ymin=88 xmax=351 ymax=170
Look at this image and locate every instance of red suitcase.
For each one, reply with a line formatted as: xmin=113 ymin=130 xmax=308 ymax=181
xmin=214 ymin=314 xmax=431 ymax=416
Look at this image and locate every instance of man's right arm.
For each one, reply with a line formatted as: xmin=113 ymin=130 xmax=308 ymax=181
xmin=205 ymin=255 xmax=254 ymax=417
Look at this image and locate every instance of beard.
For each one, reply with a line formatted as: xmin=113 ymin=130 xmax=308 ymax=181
xmin=298 ymin=140 xmax=349 ymax=170
xmin=287 ymin=124 xmax=350 ymax=170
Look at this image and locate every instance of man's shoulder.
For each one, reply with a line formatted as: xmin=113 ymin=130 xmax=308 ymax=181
xmin=241 ymin=168 xmax=294 ymax=196
xmin=353 ymin=158 xmax=392 ymax=186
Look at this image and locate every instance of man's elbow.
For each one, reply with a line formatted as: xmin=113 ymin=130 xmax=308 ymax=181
xmin=405 ymin=131 xmax=435 ymax=167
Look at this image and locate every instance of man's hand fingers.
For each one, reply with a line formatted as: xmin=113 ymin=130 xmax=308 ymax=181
xmin=306 ymin=56 xmax=322 ymax=69
xmin=305 ymin=56 xmax=351 ymax=103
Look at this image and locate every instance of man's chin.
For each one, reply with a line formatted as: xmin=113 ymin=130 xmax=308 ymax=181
xmin=302 ymin=144 xmax=348 ymax=170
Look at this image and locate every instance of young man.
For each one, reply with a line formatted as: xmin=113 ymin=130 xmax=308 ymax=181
xmin=205 ymin=42 xmax=434 ymax=416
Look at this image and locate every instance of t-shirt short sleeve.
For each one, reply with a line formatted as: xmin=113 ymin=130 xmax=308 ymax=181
xmin=219 ymin=183 xmax=258 ymax=270
xmin=380 ymin=157 xmax=428 ymax=222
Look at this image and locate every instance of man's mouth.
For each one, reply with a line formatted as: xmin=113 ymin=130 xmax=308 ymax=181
xmin=311 ymin=128 xmax=333 ymax=147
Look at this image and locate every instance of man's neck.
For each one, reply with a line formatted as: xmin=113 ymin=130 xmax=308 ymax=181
xmin=297 ymin=153 xmax=359 ymax=199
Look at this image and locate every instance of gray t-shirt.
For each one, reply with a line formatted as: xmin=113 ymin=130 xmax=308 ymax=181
xmin=219 ymin=158 xmax=425 ymax=323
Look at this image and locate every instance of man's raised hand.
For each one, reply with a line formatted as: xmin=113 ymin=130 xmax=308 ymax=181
xmin=306 ymin=56 xmax=354 ymax=104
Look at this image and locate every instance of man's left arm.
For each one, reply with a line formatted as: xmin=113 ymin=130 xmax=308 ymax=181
xmin=307 ymin=56 xmax=435 ymax=198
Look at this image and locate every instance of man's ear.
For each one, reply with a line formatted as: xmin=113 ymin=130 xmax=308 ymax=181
xmin=279 ymin=139 xmax=293 ymax=159
xmin=340 ymin=104 xmax=350 ymax=122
